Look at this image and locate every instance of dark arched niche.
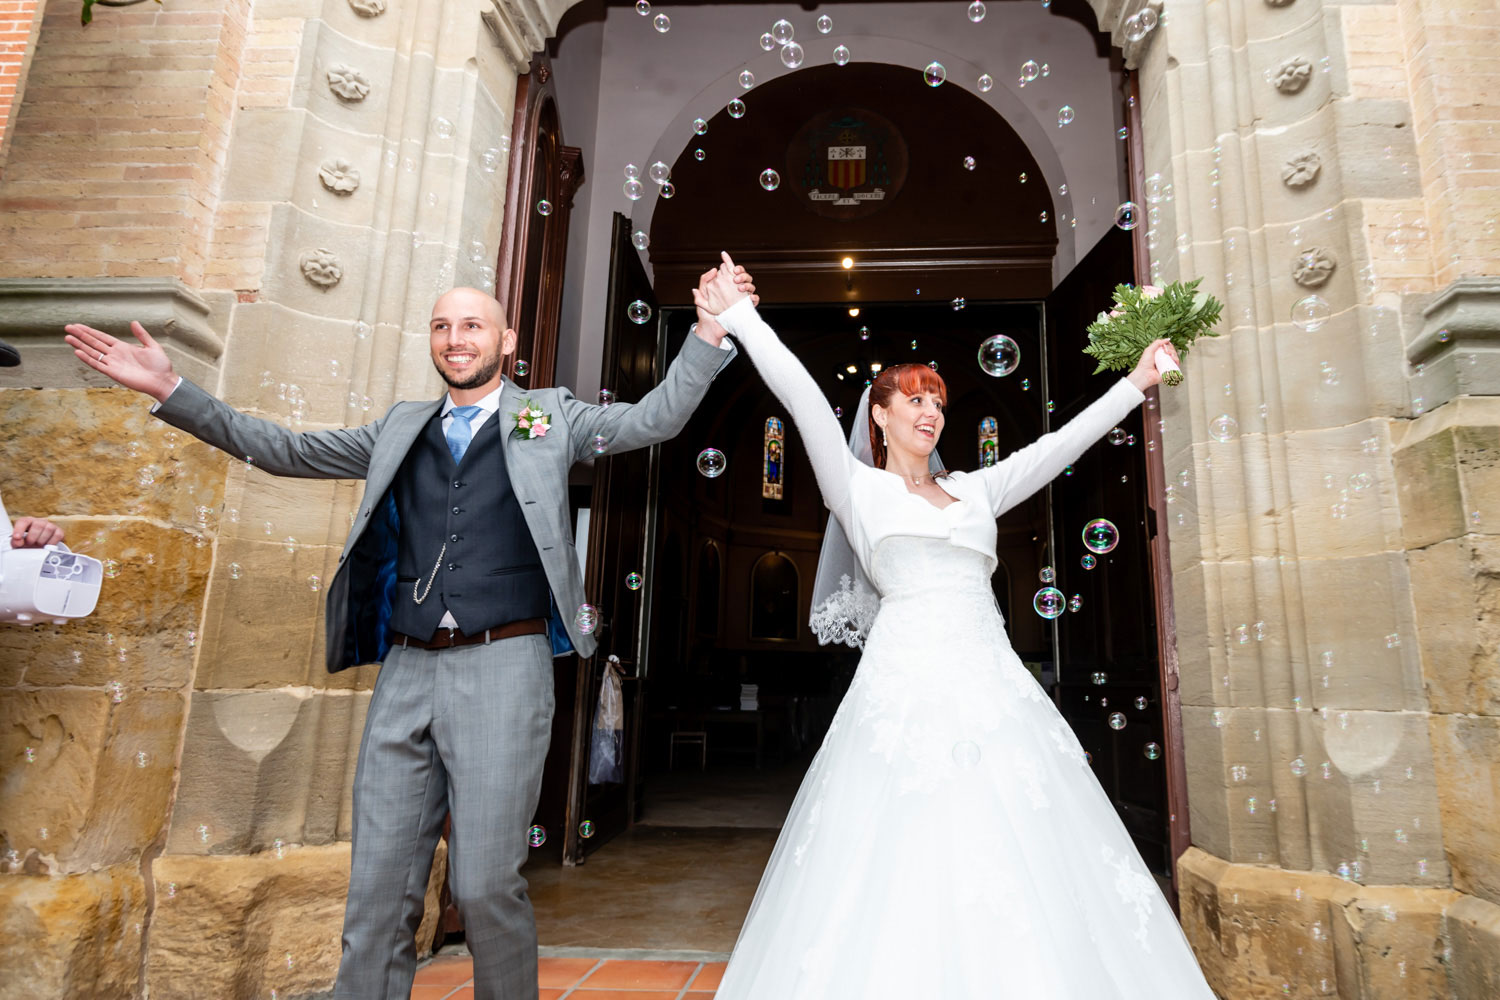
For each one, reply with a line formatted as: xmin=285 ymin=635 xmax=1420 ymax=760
xmin=649 ymin=61 xmax=1055 ymax=304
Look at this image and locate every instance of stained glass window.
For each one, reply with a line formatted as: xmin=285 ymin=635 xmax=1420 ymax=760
xmin=979 ymin=416 xmax=999 ymax=468
xmin=763 ymin=416 xmax=785 ymax=499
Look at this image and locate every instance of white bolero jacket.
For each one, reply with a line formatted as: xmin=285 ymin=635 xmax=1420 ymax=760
xmin=715 ymin=297 xmax=1148 ymax=591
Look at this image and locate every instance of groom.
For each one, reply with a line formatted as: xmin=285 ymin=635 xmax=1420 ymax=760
xmin=62 ymin=268 xmax=753 ymax=999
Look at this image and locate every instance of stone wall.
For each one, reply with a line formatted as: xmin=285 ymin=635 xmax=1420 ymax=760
xmin=0 ymin=0 xmax=44 ymax=165
xmin=0 ymin=0 xmax=567 ymax=995
xmin=1118 ymin=0 xmax=1500 ymax=993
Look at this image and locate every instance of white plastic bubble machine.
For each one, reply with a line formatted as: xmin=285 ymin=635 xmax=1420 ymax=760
xmin=0 ymin=495 xmax=102 ymax=624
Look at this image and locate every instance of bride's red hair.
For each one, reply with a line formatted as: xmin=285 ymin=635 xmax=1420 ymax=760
xmin=868 ymin=363 xmax=948 ymax=470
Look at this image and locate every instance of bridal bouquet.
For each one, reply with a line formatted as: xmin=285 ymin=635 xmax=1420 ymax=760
xmin=1083 ymin=279 xmax=1223 ymax=386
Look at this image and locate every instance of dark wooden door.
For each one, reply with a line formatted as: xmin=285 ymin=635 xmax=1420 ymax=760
xmin=1043 ymin=227 xmax=1180 ymax=891
xmin=562 ymin=213 xmax=661 ymax=864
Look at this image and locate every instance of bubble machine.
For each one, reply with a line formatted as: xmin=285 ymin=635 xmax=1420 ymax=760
xmin=0 ymin=498 xmax=103 ymax=624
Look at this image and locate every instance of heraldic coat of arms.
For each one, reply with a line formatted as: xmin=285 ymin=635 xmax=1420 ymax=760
xmin=790 ymin=108 xmax=908 ymax=221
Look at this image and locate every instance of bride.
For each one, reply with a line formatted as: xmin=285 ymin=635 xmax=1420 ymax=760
xmin=694 ymin=254 xmax=1217 ymax=998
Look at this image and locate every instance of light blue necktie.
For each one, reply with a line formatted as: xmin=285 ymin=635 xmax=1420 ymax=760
xmin=445 ymin=405 xmax=483 ymax=463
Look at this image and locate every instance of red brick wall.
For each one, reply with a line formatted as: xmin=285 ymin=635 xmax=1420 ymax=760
xmin=0 ymin=0 xmax=251 ymax=284
xmin=0 ymin=0 xmax=43 ymax=167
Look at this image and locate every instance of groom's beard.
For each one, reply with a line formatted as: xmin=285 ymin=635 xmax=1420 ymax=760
xmin=434 ymin=351 xmax=502 ymax=390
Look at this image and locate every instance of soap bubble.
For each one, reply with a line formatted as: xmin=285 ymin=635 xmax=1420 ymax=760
xmin=229 ymin=562 xmax=243 ymax=579
xmin=1144 ymin=742 xmax=1162 ymax=760
xmin=1114 ymin=202 xmax=1140 ymax=230
xmin=1040 ymin=211 xmax=1048 ymax=223
xmin=952 ymin=740 xmax=981 ymax=767
xmin=728 ymin=99 xmax=746 ymax=119
xmin=307 ymin=575 xmax=321 ymax=592
xmin=817 ymin=13 xmax=832 ymax=32
xmin=1081 ymin=554 xmax=1096 ymax=570
xmin=599 ymin=389 xmax=615 ymax=406
xmin=1138 ymin=7 xmax=1158 ymax=31
xmin=1108 ymin=712 xmax=1127 ymax=730
xmin=951 ymin=297 xmax=966 ymax=311
xmin=1091 ymin=672 xmax=1108 ymax=684
xmin=780 ymin=42 xmax=805 ymax=69
xmin=592 ymin=435 xmax=607 ymax=455
xmin=1057 ymin=105 xmax=1075 ymax=126
xmin=624 ymin=163 xmax=641 ymax=179
xmin=653 ymin=12 xmax=670 ymax=32
xmin=1291 ymin=295 xmax=1331 ymax=332
xmin=1033 ymin=586 xmax=1065 ymax=619
xmin=771 ymin=18 xmax=794 ymax=44
xmin=626 ymin=572 xmax=643 ymax=590
xmin=968 ymin=0 xmax=986 ymax=21
xmin=697 ymin=447 xmax=727 ymax=478
xmin=693 ymin=117 xmax=708 ymax=135
xmin=1039 ymin=566 xmax=1055 ymax=584
xmin=924 ymin=62 xmax=947 ymax=87
xmin=978 ymin=73 xmax=994 ymax=92
xmin=858 ymin=326 xmax=870 ymax=341
xmin=976 ymin=334 xmax=1020 ymax=376
xmin=963 ymin=156 xmax=976 ymax=170
xmin=647 ymin=161 xmax=669 ymax=186
xmin=632 ymin=229 xmax=650 ymax=250
xmin=574 ymin=604 xmax=600 ymax=634
xmin=579 ymin=819 xmax=595 ymax=838
xmin=1209 ymin=414 xmax=1239 ymax=442
xmin=1082 ymin=518 xmax=1119 ymax=554
xmin=283 ymin=536 xmax=297 ymax=554
xmin=1018 ymin=171 xmax=1027 ymax=183
xmin=627 ymin=299 xmax=652 ymax=324
xmin=660 ymin=181 xmax=675 ymax=199
xmin=623 ymin=179 xmax=644 ymax=200
xmin=833 ymin=45 xmax=851 ymax=66
xmin=1135 ymin=696 xmax=1149 ymax=710
xmin=103 ymin=558 xmax=121 ymax=578
xmin=1290 ymin=757 xmax=1308 ymax=777
xmin=1021 ymin=60 xmax=1040 ymax=82
xmin=138 ymin=465 xmax=160 ymax=487
xmin=760 ymin=32 xmax=775 ymax=50
xmin=536 ymin=199 xmax=553 ymax=216
xmin=431 ymin=116 xmax=455 ymax=139
xmin=1108 ymin=427 xmax=1128 ymax=445
xmin=527 ymin=825 xmax=547 ymax=847
xmin=635 ymin=0 xmax=649 ymax=11
xmin=514 ymin=359 xmax=529 ymax=377
xmin=759 ymin=168 xmax=781 ymax=191
xmin=739 ymin=70 xmax=755 ymax=89
xmin=1068 ymin=594 xmax=1083 ymax=612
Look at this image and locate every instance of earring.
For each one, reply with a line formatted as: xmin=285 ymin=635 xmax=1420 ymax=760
xmin=881 ymin=428 xmax=888 ymax=447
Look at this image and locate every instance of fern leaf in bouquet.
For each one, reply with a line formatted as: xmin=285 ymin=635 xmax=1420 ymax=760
xmin=1082 ymin=279 xmax=1223 ymax=386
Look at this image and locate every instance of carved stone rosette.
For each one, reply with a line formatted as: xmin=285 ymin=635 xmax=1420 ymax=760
xmin=1282 ymin=152 xmax=1322 ymax=188
xmin=1271 ymin=57 xmax=1314 ymax=94
xmin=326 ymin=65 xmax=371 ymax=103
xmin=317 ymin=159 xmax=361 ymax=195
xmin=1292 ymin=247 xmax=1337 ymax=288
xmin=347 ymin=0 xmax=386 ymax=16
xmin=299 ymin=249 xmax=344 ymax=289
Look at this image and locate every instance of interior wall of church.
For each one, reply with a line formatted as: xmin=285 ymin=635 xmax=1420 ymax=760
xmin=547 ymin=0 xmax=1129 ymax=402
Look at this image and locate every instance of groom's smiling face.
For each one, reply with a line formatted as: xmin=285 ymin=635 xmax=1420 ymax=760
xmin=429 ymin=287 xmax=517 ymax=393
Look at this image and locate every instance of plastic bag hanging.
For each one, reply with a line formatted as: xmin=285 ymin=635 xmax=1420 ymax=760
xmin=588 ymin=655 xmax=625 ymax=785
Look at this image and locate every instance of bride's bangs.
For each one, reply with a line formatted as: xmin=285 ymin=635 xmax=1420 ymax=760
xmin=890 ymin=363 xmax=947 ymax=406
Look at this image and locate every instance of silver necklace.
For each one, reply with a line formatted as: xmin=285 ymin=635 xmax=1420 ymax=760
xmin=413 ymin=543 xmax=446 ymax=604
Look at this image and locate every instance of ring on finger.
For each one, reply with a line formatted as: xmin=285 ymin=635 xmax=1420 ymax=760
xmin=97 ymin=351 xmax=104 ymax=361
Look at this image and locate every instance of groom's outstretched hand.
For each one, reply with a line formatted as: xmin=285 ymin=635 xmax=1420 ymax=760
xmin=693 ymin=252 xmax=751 ymax=321
xmin=691 ymin=254 xmax=757 ymax=347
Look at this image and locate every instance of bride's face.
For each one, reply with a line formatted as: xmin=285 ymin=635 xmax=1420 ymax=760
xmin=874 ymin=390 xmax=945 ymax=460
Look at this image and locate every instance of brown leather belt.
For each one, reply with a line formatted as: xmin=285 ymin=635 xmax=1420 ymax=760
xmin=395 ymin=618 xmax=547 ymax=651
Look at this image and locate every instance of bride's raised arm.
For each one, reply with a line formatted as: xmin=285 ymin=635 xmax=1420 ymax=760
xmin=697 ymin=255 xmax=858 ymax=530
xmin=978 ymin=336 xmax=1178 ymax=517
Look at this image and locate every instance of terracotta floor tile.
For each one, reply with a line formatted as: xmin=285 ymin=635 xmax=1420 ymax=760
xmin=538 ymin=990 xmax=566 ymax=1000
xmin=413 ymin=956 xmax=475 ymax=986
xmin=538 ymin=955 xmax=599 ymax=987
xmin=688 ymin=962 xmax=727 ymax=989
xmin=578 ymin=959 xmax=699 ymax=989
xmin=445 ymin=989 xmax=474 ymax=1000
xmin=567 ymin=992 xmax=683 ymax=1000
xmin=410 ymin=987 xmax=456 ymax=1000
xmin=684 ymin=993 xmax=717 ymax=999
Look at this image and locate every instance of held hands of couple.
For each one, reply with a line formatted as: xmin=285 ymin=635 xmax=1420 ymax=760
xmin=63 ymin=321 xmax=178 ymax=403
xmin=1126 ymin=338 xmax=1181 ymax=393
xmin=692 ymin=252 xmax=753 ymax=334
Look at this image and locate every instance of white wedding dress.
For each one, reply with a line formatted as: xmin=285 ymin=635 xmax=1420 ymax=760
xmin=713 ymin=299 xmax=1218 ymax=999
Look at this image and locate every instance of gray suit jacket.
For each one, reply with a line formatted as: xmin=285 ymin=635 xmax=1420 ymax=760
xmin=154 ymin=333 xmax=735 ymax=670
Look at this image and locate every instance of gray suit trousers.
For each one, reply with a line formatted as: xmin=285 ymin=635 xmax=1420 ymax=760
xmin=333 ymin=633 xmax=555 ymax=1000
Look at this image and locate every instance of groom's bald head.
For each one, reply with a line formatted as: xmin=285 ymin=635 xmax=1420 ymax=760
xmin=428 ymin=287 xmax=516 ymax=395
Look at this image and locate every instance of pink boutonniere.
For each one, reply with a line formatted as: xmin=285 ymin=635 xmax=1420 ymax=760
xmin=512 ymin=400 xmax=551 ymax=439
